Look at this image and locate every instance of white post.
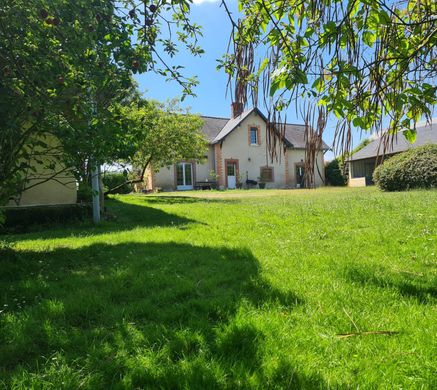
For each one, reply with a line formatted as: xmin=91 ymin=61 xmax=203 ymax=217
xmin=91 ymin=161 xmax=100 ymax=224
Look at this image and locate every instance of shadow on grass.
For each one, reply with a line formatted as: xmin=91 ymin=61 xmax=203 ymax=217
xmin=140 ymin=195 xmax=240 ymax=205
xmin=345 ymin=265 xmax=437 ymax=304
xmin=0 ymin=242 xmax=322 ymax=388
xmin=1 ymin=198 xmax=200 ymax=242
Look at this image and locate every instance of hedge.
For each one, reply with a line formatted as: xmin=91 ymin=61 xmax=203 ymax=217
xmin=373 ymin=144 xmax=437 ymax=191
xmin=325 ymin=158 xmax=347 ymax=186
xmin=0 ymin=203 xmax=92 ymax=233
xmin=103 ymin=172 xmax=132 ymax=194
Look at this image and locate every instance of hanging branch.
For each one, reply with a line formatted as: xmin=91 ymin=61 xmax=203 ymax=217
xmin=221 ymin=0 xmax=437 ymax=184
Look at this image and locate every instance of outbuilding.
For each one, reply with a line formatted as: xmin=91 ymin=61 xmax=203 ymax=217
xmin=348 ymin=121 xmax=437 ymax=187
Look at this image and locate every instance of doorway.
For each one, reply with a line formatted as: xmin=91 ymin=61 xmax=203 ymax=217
xmin=225 ymin=159 xmax=239 ymax=189
xmin=176 ymin=162 xmax=193 ymax=190
xmin=296 ymin=165 xmax=305 ymax=188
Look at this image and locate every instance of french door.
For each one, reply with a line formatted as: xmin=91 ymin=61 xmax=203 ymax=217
xmin=176 ymin=162 xmax=193 ymax=190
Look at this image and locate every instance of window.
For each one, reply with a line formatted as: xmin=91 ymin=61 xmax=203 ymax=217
xmin=250 ymin=127 xmax=258 ymax=145
xmin=260 ymin=166 xmax=274 ymax=182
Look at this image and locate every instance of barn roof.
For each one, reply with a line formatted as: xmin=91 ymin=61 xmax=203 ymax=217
xmin=349 ymin=122 xmax=437 ymax=161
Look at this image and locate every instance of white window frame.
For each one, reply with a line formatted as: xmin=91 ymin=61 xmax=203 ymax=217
xmin=250 ymin=127 xmax=258 ymax=145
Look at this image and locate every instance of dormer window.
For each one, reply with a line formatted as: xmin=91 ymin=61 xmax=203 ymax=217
xmin=249 ymin=126 xmax=260 ymax=145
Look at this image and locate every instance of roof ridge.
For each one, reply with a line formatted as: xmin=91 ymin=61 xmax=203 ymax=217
xmin=200 ymin=115 xmax=230 ymax=120
xmin=283 ymin=122 xmax=306 ymax=127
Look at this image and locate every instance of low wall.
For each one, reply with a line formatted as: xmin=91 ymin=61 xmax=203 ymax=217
xmin=348 ymin=177 xmax=367 ymax=187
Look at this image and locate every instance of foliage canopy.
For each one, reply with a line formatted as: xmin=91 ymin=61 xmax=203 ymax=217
xmin=221 ymin=0 xmax=437 ymax=184
xmin=0 ymin=0 xmax=202 ymax=205
xmin=105 ymin=100 xmax=207 ymax=194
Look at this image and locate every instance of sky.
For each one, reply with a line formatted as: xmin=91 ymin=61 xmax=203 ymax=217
xmin=133 ymin=0 xmax=359 ymax=161
xmin=135 ymin=0 xmax=235 ymax=117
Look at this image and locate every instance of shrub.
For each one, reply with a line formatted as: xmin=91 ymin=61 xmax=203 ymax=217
xmin=77 ymin=182 xmax=93 ymax=203
xmin=103 ymin=172 xmax=132 ymax=194
xmin=325 ymin=158 xmax=347 ymax=186
xmin=373 ymin=144 xmax=437 ymax=191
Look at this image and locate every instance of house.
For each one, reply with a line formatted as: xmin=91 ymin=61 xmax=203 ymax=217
xmin=148 ymin=105 xmax=329 ymax=191
xmin=348 ymin=121 xmax=437 ymax=187
xmin=7 ymin=134 xmax=77 ymax=206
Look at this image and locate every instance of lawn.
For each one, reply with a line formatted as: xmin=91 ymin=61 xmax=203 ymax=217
xmin=1 ymin=187 xmax=436 ymax=389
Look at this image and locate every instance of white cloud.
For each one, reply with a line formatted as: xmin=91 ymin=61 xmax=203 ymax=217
xmin=192 ymin=0 xmax=220 ymax=5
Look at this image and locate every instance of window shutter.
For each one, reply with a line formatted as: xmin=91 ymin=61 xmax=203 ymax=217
xmin=260 ymin=167 xmax=274 ymax=182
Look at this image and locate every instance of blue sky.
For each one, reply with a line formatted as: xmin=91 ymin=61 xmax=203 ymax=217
xmin=134 ymin=0 xmax=350 ymax=160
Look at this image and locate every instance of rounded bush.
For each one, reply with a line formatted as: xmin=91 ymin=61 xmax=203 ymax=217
xmin=373 ymin=144 xmax=437 ymax=191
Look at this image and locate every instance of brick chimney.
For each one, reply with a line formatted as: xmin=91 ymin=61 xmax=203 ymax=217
xmin=231 ymin=102 xmax=243 ymax=118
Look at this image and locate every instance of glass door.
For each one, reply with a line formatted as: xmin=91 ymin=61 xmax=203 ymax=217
xmin=176 ymin=163 xmax=193 ymax=190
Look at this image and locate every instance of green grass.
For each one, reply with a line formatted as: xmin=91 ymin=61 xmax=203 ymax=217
xmin=1 ymin=187 xmax=436 ymax=389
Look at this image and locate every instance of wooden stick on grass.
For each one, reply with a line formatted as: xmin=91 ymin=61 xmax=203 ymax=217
xmin=336 ymin=331 xmax=400 ymax=339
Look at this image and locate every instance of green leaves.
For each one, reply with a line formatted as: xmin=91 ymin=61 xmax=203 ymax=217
xmin=312 ymin=77 xmax=325 ymax=93
xmin=125 ymin=99 xmax=207 ymax=175
xmin=403 ymin=129 xmax=417 ymax=143
xmin=224 ymin=0 xmax=436 ymax=164
xmin=0 ymin=0 xmax=204 ymax=205
xmin=362 ymin=31 xmax=376 ymax=47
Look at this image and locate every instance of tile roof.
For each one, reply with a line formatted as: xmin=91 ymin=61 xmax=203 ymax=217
xmin=201 ymin=107 xmax=329 ymax=150
xmin=211 ymin=108 xmax=259 ymax=143
xmin=283 ymin=123 xmax=330 ymax=150
xmin=199 ymin=115 xmax=229 ymax=142
xmin=349 ymin=121 xmax=437 ymax=161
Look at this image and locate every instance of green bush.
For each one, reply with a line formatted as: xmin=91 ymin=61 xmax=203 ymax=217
xmin=103 ymin=172 xmax=132 ymax=194
xmin=373 ymin=144 xmax=437 ymax=191
xmin=325 ymin=158 xmax=347 ymax=186
xmin=77 ymin=183 xmax=93 ymax=203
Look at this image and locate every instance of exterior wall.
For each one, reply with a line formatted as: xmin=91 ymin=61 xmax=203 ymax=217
xmin=287 ymin=149 xmax=325 ymax=188
xmin=152 ymin=165 xmax=176 ymax=191
xmin=349 ymin=154 xmax=402 ymax=186
xmin=10 ymin=174 xmax=77 ymax=206
xmin=349 ymin=158 xmax=377 ymax=179
xmin=8 ymin=135 xmax=77 ymax=206
xmin=218 ymin=111 xmax=287 ymax=188
xmin=215 ymin=144 xmax=224 ymax=187
xmin=195 ymin=146 xmax=215 ymax=182
xmin=348 ymin=177 xmax=367 ymax=187
xmin=151 ymin=146 xmax=215 ymax=191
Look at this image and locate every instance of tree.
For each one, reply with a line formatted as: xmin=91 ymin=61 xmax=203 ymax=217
xmin=220 ymin=0 xmax=437 ymax=186
xmin=106 ymin=99 xmax=207 ymax=194
xmin=0 ymin=0 xmax=203 ymax=206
